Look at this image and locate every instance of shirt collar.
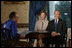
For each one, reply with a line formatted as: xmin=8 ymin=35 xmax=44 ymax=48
xmin=55 ymin=19 xmax=59 ymax=23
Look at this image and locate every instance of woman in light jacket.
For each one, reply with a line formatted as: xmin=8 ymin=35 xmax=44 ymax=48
xmin=34 ymin=11 xmax=49 ymax=47
xmin=35 ymin=11 xmax=49 ymax=32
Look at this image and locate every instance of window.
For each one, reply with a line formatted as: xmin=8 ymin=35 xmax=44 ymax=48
xmin=48 ymin=1 xmax=71 ymax=28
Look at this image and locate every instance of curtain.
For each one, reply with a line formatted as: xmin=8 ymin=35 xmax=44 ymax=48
xmin=29 ymin=1 xmax=46 ymax=31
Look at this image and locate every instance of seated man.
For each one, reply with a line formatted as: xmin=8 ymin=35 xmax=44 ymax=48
xmin=46 ymin=10 xmax=67 ymax=47
xmin=2 ymin=12 xmax=24 ymax=39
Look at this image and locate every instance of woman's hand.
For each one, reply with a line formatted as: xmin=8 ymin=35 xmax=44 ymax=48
xmin=20 ymin=34 xmax=24 ymax=39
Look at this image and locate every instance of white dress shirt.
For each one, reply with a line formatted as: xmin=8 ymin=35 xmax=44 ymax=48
xmin=54 ymin=19 xmax=59 ymax=23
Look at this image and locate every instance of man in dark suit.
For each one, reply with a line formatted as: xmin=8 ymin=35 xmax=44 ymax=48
xmin=46 ymin=10 xmax=67 ymax=47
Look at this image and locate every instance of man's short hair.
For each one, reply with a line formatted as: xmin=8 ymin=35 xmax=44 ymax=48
xmin=54 ymin=10 xmax=60 ymax=15
xmin=9 ymin=12 xmax=16 ymax=19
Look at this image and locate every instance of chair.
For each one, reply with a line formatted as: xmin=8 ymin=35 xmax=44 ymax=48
xmin=1 ymin=28 xmax=17 ymax=47
xmin=1 ymin=28 xmax=32 ymax=47
xmin=49 ymin=34 xmax=67 ymax=47
xmin=68 ymin=38 xmax=71 ymax=47
xmin=67 ymin=28 xmax=71 ymax=47
xmin=59 ymin=34 xmax=67 ymax=47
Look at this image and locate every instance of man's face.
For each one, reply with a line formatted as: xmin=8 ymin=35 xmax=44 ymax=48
xmin=54 ymin=11 xmax=60 ymax=19
xmin=13 ymin=14 xmax=19 ymax=23
xmin=40 ymin=13 xmax=46 ymax=20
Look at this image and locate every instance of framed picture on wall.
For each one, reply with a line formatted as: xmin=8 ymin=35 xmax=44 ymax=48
xmin=4 ymin=1 xmax=25 ymax=4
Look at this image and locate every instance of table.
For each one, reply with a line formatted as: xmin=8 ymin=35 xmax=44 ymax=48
xmin=25 ymin=31 xmax=50 ymax=39
xmin=24 ymin=31 xmax=50 ymax=47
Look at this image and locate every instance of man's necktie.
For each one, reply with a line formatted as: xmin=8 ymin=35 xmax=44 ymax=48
xmin=55 ymin=20 xmax=57 ymax=32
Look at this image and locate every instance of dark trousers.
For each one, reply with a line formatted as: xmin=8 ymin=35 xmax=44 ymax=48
xmin=43 ymin=35 xmax=64 ymax=47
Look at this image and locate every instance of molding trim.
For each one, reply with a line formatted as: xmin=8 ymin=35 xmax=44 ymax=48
xmin=1 ymin=23 xmax=29 ymax=28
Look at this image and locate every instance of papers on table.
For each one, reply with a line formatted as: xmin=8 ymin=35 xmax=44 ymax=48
xmin=19 ymin=39 xmax=29 ymax=42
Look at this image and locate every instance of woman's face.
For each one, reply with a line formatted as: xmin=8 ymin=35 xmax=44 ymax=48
xmin=40 ymin=13 xmax=46 ymax=20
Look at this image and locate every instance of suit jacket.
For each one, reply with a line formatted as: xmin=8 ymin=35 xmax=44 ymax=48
xmin=46 ymin=18 xmax=67 ymax=36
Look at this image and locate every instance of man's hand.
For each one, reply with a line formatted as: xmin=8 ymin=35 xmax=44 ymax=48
xmin=20 ymin=34 xmax=24 ymax=39
xmin=51 ymin=31 xmax=59 ymax=37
